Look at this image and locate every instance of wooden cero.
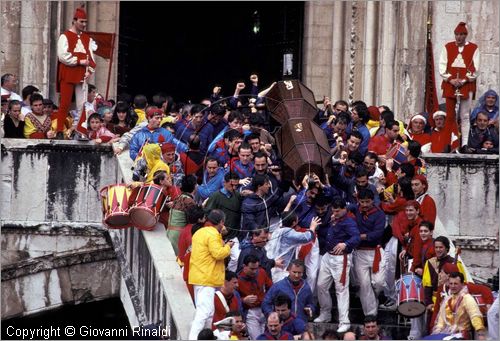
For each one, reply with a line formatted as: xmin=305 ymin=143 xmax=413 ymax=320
xmin=265 ymin=80 xmax=331 ymax=181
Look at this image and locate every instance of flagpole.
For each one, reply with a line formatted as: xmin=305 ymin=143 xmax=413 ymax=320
xmin=105 ymin=33 xmax=116 ymax=100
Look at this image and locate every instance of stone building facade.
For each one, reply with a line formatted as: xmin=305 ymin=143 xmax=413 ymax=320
xmin=1 ymin=1 xmax=119 ymax=101
xmin=302 ymin=1 xmax=499 ymax=123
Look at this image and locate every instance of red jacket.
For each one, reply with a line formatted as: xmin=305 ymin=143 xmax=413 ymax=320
xmin=416 ymin=194 xmax=437 ymax=225
xmin=212 ymin=290 xmax=242 ymax=328
xmin=237 ymin=268 xmax=273 ymax=309
xmin=411 ymin=238 xmax=435 ymax=272
xmin=392 ymin=212 xmax=423 ymax=258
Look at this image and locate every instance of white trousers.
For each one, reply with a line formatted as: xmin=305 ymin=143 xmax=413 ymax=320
xmin=189 ymin=285 xmax=216 ymax=340
xmin=353 ymin=249 xmax=387 ymax=316
xmin=488 ymin=296 xmax=499 ymax=340
xmin=317 ymin=253 xmax=352 ymax=324
xmin=383 ymin=237 xmax=398 ymax=302
xmin=409 ymin=311 xmax=427 ymax=339
xmin=227 ymin=237 xmax=240 ymax=273
xmin=246 ymin=307 xmax=265 ymax=340
xmin=458 ymin=95 xmax=472 ymax=146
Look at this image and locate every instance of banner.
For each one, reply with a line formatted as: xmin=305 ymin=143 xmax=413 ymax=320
xmin=425 ymin=37 xmax=440 ymax=127
xmin=87 ymin=32 xmax=116 ymax=59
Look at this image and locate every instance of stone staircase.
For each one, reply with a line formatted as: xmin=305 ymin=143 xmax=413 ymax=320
xmin=308 ymin=287 xmax=412 ymax=339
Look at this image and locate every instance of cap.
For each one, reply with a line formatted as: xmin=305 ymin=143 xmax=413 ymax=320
xmin=146 ymin=108 xmax=163 ymax=119
xmin=411 ymin=114 xmax=427 ymax=125
xmin=454 ymin=22 xmax=468 ymax=35
xmin=74 ymin=7 xmax=87 ymax=20
xmin=433 ymin=111 xmax=447 ymax=119
xmin=160 ymin=143 xmax=176 ymax=154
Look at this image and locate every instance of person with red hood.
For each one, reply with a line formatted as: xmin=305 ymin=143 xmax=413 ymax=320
xmin=438 ymin=22 xmax=480 ymax=149
xmin=57 ymin=7 xmax=97 ymax=140
xmin=411 ymin=175 xmax=437 ymax=225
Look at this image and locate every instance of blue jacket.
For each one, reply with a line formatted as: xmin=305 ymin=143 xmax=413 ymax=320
xmin=349 ymin=205 xmax=386 ymax=248
xmin=281 ymin=314 xmax=307 ymax=336
xmin=262 ymin=277 xmax=314 ymax=322
xmin=293 ymin=186 xmax=342 ymax=227
xmin=324 ymin=214 xmax=360 ymax=253
xmin=241 ymin=193 xmax=282 ymax=234
xmin=331 ymin=171 xmax=380 ymax=207
xmin=346 ymin=122 xmax=370 ymax=155
xmin=228 ymin=158 xmax=254 ymax=179
xmin=197 ymin=167 xmax=225 ymax=201
xmin=174 ymin=119 xmax=196 ymax=144
xmin=237 ymin=239 xmax=275 ymax=277
xmin=129 ymin=126 xmax=188 ymax=160
xmin=256 ymin=331 xmax=293 ymax=340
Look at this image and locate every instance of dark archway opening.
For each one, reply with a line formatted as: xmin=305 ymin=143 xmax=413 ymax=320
xmin=118 ymin=2 xmax=304 ymax=103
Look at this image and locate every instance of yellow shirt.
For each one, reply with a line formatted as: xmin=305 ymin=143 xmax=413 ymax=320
xmin=23 ymin=114 xmax=57 ymax=138
xmin=434 ymin=288 xmax=485 ymax=334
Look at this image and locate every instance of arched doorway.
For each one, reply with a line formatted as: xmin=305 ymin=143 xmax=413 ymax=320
xmin=118 ymin=2 xmax=304 ymax=102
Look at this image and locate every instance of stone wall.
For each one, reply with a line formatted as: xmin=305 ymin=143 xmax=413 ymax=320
xmin=0 ymin=139 xmax=121 ymax=319
xmin=424 ymin=153 xmax=499 ymax=280
xmin=0 ymin=1 xmax=119 ymax=101
xmin=0 ymin=139 xmax=118 ymax=225
xmin=303 ymin=1 xmax=499 ymax=123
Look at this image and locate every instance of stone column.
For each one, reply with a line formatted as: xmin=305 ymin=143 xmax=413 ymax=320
xmin=302 ymin=1 xmax=335 ymax=100
xmin=361 ymin=1 xmax=378 ymax=105
xmin=329 ymin=1 xmax=346 ymax=102
xmin=377 ymin=2 xmax=396 ymax=109
xmin=18 ymin=1 xmax=51 ymax=97
xmin=392 ymin=2 xmax=427 ymax=122
xmin=0 ymin=2 xmax=22 ymax=86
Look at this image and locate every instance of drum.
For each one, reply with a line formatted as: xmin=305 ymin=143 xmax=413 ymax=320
xmin=100 ymin=184 xmax=132 ymax=229
xmin=472 ymin=294 xmax=488 ymax=319
xmin=396 ymin=273 xmax=426 ymax=317
xmin=386 ymin=143 xmax=408 ymax=165
xmin=129 ymin=184 xmax=168 ymax=230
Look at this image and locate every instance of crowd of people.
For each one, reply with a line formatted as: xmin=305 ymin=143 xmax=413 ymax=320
xmin=0 ymin=10 xmax=498 ymax=340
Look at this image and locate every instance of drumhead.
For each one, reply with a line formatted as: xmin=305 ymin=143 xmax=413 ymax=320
xmin=397 ymin=301 xmax=426 ymax=317
xmin=130 ymin=207 xmax=158 ymax=230
xmin=104 ymin=213 xmax=131 ymax=229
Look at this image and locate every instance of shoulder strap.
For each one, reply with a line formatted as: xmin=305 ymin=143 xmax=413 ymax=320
xmin=215 ymin=291 xmax=230 ymax=313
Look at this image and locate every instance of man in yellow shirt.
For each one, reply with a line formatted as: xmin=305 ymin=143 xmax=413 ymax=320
xmin=432 ymin=272 xmax=486 ymax=340
xmin=188 ymin=209 xmax=233 ymax=340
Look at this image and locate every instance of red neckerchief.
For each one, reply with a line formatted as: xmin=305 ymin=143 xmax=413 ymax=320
xmin=359 ymin=206 xmax=378 ymax=220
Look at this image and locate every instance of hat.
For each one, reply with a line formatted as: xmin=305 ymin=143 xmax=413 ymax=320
xmin=160 ymin=143 xmax=176 ymax=154
xmin=368 ymin=106 xmax=380 ymax=121
xmin=411 ymin=114 xmax=427 ymax=125
xmin=146 ymin=108 xmax=163 ymax=119
xmin=454 ymin=22 xmax=468 ymax=35
xmin=433 ymin=111 xmax=447 ymax=119
xmin=74 ymin=8 xmax=87 ymax=20
xmin=442 ymin=263 xmax=460 ymax=274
